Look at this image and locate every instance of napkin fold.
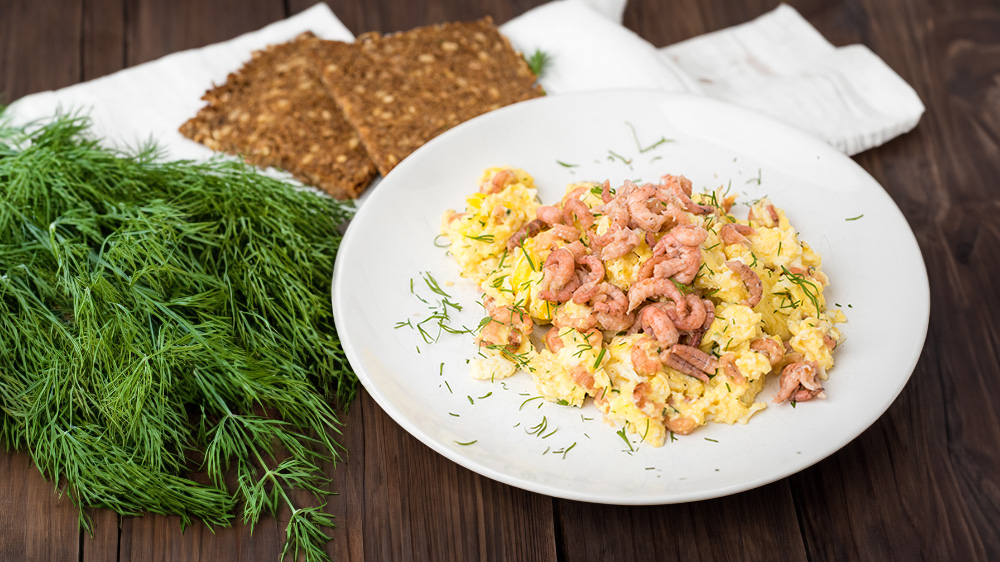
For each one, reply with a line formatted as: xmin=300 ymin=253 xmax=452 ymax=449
xmin=7 ymin=1 xmax=923 ymax=160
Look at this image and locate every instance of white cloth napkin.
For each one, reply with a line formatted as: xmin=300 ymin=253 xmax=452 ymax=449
xmin=7 ymin=1 xmax=923 ymax=160
xmin=500 ymin=1 xmax=924 ymax=155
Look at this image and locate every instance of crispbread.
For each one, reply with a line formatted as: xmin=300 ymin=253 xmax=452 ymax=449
xmin=317 ymin=18 xmax=544 ymax=176
xmin=180 ymin=32 xmax=376 ymax=199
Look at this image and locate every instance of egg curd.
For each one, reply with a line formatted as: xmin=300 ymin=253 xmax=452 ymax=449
xmin=440 ymin=167 xmax=844 ymax=447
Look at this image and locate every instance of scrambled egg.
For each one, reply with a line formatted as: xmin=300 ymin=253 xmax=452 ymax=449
xmin=441 ymin=168 xmax=844 ymax=447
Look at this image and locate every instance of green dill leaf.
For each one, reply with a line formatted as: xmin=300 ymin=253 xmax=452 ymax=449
xmin=525 ymin=48 xmax=551 ymax=76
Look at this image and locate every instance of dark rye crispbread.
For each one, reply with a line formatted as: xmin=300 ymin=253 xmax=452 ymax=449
xmin=316 ymin=18 xmax=545 ymax=176
xmin=180 ymin=32 xmax=376 ymax=199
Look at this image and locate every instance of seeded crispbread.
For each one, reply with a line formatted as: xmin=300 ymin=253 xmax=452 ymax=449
xmin=316 ymin=18 xmax=544 ymax=176
xmin=180 ymin=32 xmax=376 ymax=199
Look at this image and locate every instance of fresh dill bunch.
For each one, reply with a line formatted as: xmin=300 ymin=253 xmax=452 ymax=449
xmin=525 ymin=48 xmax=551 ymax=77
xmin=0 ymin=112 xmax=357 ymax=561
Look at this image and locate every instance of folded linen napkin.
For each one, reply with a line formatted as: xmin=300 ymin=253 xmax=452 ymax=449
xmin=7 ymin=0 xmax=923 ymax=162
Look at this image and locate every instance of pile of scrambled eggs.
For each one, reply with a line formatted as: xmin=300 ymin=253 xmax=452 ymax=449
xmin=440 ymin=167 xmax=844 ymax=446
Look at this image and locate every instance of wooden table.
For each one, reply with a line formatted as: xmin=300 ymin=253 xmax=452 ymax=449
xmin=2 ymin=0 xmax=997 ymax=560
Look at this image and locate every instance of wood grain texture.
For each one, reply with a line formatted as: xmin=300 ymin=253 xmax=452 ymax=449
xmin=1 ymin=0 xmax=999 ymax=561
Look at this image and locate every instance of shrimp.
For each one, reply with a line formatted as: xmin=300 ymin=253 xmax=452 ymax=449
xmin=539 ymin=248 xmax=580 ymax=303
xmin=570 ymin=366 xmax=597 ymax=394
xmin=651 ymin=227 xmax=705 ymax=284
xmin=664 ymin=345 xmax=717 ymax=382
xmin=658 ymin=174 xmax=707 ymax=215
xmin=631 ymin=337 xmax=663 ymax=376
xmin=636 ymin=303 xmax=680 ymax=348
xmin=667 ymin=294 xmax=707 ymax=331
xmin=725 ymin=259 xmax=763 ymax=308
xmin=479 ymin=304 xmax=533 ymax=352
xmin=665 ymin=414 xmax=698 ymax=435
xmin=626 ymin=278 xmax=687 ymax=314
xmin=565 ymin=240 xmax=588 ymax=259
xmin=545 ymin=327 xmax=565 ymax=353
xmin=671 ymin=224 xmax=708 ymax=247
xmin=533 ymin=224 xmax=580 ymax=252
xmin=563 ymin=198 xmax=595 ymax=229
xmin=719 ymin=223 xmax=754 ymax=247
xmin=552 ymin=304 xmax=598 ymax=332
xmin=600 ymin=180 xmax=614 ymax=203
xmin=626 ymin=181 xmax=668 ymax=232
xmin=482 ymin=169 xmax=515 ymax=194
xmin=591 ymin=282 xmax=635 ymax=332
xmin=507 ymin=218 xmax=544 ymax=250
xmin=572 ymin=255 xmax=605 ymax=304
xmin=719 ymin=353 xmax=747 ymax=385
xmin=750 ymin=337 xmax=784 ymax=366
xmin=681 ymin=298 xmax=715 ymax=347
xmin=597 ymin=227 xmax=639 ymax=261
xmin=773 ymin=361 xmax=825 ymax=403
xmin=748 ymin=203 xmax=780 ymax=227
xmin=632 ymin=381 xmax=664 ymax=418
xmin=536 ymin=205 xmax=564 ymax=226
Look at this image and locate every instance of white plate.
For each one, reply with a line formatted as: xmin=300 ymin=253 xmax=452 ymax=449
xmin=332 ymin=91 xmax=929 ymax=504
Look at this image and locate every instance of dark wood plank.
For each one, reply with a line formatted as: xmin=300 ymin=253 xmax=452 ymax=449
xmin=0 ymin=451 xmax=82 ymax=562
xmin=0 ymin=0 xmax=83 ymax=101
xmin=124 ymin=0 xmax=285 ymax=66
xmin=352 ymin=390 xmax=557 ymax=562
xmin=83 ymin=0 xmax=126 ymax=80
xmin=555 ymin=481 xmax=807 ymax=562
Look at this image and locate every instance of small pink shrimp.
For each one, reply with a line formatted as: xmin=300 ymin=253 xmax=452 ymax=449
xmin=570 ymin=366 xmax=597 ymax=394
xmin=665 ymin=414 xmax=698 ymax=435
xmin=572 ymin=255 xmax=605 ymax=304
xmin=671 ymin=224 xmax=708 ymax=246
xmin=552 ymin=304 xmax=598 ymax=332
xmin=667 ymin=294 xmax=707 ymax=331
xmin=597 ymin=227 xmax=640 ymax=261
xmin=632 ymin=382 xmax=664 ymax=418
xmin=749 ymin=203 xmax=780 ymax=227
xmin=658 ymin=174 xmax=707 ymax=215
xmin=478 ymin=304 xmax=533 ymax=352
xmin=664 ymin=345 xmax=718 ymax=382
xmin=750 ymin=337 xmax=784 ymax=366
xmin=539 ymin=249 xmax=581 ymax=303
xmin=725 ymin=260 xmax=763 ymax=308
xmin=565 ymin=240 xmax=588 ymax=259
xmin=719 ymin=353 xmax=747 ymax=385
xmin=719 ymin=223 xmax=755 ymax=247
xmin=680 ymin=298 xmax=715 ymax=347
xmin=507 ymin=219 xmax=544 ymax=250
xmin=481 ymin=169 xmax=515 ymax=194
xmin=536 ymin=205 xmax=564 ymax=226
xmin=533 ymin=224 xmax=581 ymax=252
xmin=545 ymin=327 xmax=565 ymax=353
xmin=652 ymin=227 xmax=704 ymax=284
xmin=636 ymin=303 xmax=680 ymax=348
xmin=600 ymin=180 xmax=614 ymax=203
xmin=626 ymin=181 xmax=668 ymax=232
xmin=631 ymin=337 xmax=663 ymax=376
xmin=773 ymin=361 xmax=825 ymax=403
xmin=626 ymin=278 xmax=688 ymax=314
xmin=563 ymin=198 xmax=595 ymax=229
xmin=824 ymin=335 xmax=838 ymax=349
xmin=591 ymin=282 xmax=635 ymax=332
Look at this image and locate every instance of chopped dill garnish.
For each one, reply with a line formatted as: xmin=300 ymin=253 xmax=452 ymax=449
xmin=562 ymin=442 xmax=577 ymax=459
xmin=525 ymin=48 xmax=551 ymax=76
xmin=520 ymin=396 xmax=543 ymax=411
xmin=593 ymin=348 xmax=607 ymax=370
xmin=625 ymin=121 xmax=673 ymax=153
xmin=455 ymin=440 xmax=478 ymax=446
xmin=464 ymin=233 xmax=495 ymax=243
xmin=449 ymin=412 xmax=460 ymax=417
xmin=556 ymin=160 xmax=578 ymax=168
xmin=705 ymin=438 xmax=719 ymax=443
xmin=781 ymin=265 xmax=821 ymax=312
xmin=746 ymin=168 xmax=762 ymax=185
xmin=467 ymin=395 xmax=475 ymax=405
xmin=617 ymin=427 xmax=634 ymax=452
xmin=846 ymin=214 xmax=864 ymax=221
xmin=477 ymin=392 xmax=493 ymax=400
xmin=607 ymin=149 xmax=633 ymax=169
